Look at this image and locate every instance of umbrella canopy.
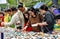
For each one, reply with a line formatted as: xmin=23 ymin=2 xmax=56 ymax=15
xmin=33 ymin=2 xmax=44 ymax=9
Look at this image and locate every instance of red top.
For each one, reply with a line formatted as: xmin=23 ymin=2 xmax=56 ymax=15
xmin=0 ymin=16 xmax=4 ymax=27
xmin=24 ymin=23 xmax=32 ymax=32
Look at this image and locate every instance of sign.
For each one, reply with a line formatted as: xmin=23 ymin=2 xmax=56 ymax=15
xmin=0 ymin=0 xmax=7 ymax=4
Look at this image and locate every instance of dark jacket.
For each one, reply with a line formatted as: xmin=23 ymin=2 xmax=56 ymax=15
xmin=42 ymin=11 xmax=55 ymax=33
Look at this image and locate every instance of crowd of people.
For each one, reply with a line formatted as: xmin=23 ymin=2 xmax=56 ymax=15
xmin=0 ymin=2 xmax=60 ymax=34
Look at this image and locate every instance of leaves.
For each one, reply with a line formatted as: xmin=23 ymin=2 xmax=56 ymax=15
xmin=7 ymin=0 xmax=17 ymax=5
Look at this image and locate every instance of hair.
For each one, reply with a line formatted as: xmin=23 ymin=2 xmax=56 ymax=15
xmin=54 ymin=15 xmax=60 ymax=20
xmin=0 ymin=12 xmax=4 ymax=16
xmin=19 ymin=2 xmax=23 ymax=5
xmin=18 ymin=5 xmax=23 ymax=8
xmin=4 ymin=9 xmax=7 ymax=12
xmin=11 ymin=7 xmax=17 ymax=11
xmin=6 ymin=9 xmax=11 ymax=12
xmin=24 ymin=11 xmax=29 ymax=23
xmin=40 ymin=5 xmax=48 ymax=11
xmin=28 ymin=7 xmax=37 ymax=15
xmin=18 ymin=2 xmax=23 ymax=8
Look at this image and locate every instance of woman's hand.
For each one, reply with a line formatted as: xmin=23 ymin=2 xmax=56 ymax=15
xmin=38 ymin=23 xmax=44 ymax=26
xmin=32 ymin=23 xmax=39 ymax=27
xmin=21 ymin=26 xmax=28 ymax=32
xmin=38 ymin=22 xmax=48 ymax=27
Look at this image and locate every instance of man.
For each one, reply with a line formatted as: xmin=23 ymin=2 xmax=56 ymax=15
xmin=8 ymin=7 xmax=17 ymax=28
xmin=1 ymin=3 xmax=26 ymax=29
xmin=38 ymin=5 xmax=55 ymax=33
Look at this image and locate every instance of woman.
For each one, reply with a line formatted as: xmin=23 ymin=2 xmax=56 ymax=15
xmin=23 ymin=7 xmax=42 ymax=32
xmin=23 ymin=12 xmax=32 ymax=32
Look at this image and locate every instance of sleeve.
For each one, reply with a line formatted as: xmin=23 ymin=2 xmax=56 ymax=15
xmin=18 ymin=12 xmax=25 ymax=28
xmin=27 ymin=16 xmax=31 ymax=27
xmin=21 ymin=15 xmax=25 ymax=28
xmin=4 ymin=15 xmax=16 ymax=26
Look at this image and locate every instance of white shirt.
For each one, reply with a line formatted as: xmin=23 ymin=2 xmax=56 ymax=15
xmin=4 ymin=10 xmax=24 ymax=29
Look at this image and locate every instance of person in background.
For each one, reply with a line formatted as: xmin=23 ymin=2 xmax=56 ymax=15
xmin=0 ymin=12 xmax=4 ymax=27
xmin=54 ymin=15 xmax=60 ymax=32
xmin=4 ymin=10 xmax=9 ymax=23
xmin=9 ymin=7 xmax=17 ymax=28
xmin=4 ymin=8 xmax=17 ymax=28
xmin=38 ymin=5 xmax=55 ymax=33
xmin=1 ymin=2 xmax=26 ymax=29
xmin=51 ymin=5 xmax=60 ymax=15
xmin=11 ymin=7 xmax=17 ymax=15
xmin=6 ymin=9 xmax=12 ymax=22
xmin=52 ymin=0 xmax=58 ymax=7
xmin=7 ymin=7 xmax=17 ymax=22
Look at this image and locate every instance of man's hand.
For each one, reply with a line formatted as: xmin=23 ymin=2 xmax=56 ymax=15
xmin=16 ymin=21 xmax=20 ymax=25
xmin=1 ymin=22 xmax=4 ymax=26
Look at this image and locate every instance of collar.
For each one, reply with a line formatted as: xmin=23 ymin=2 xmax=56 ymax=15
xmin=55 ymin=24 xmax=60 ymax=26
